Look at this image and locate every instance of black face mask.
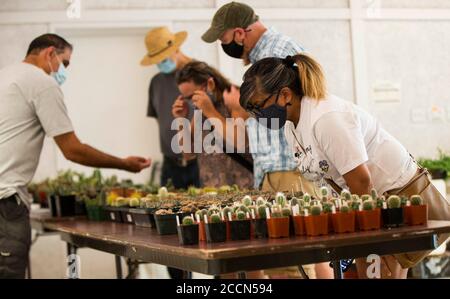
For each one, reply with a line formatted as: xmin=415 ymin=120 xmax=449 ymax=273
xmin=255 ymin=104 xmax=289 ymax=130
xmin=221 ymin=33 xmax=244 ymax=59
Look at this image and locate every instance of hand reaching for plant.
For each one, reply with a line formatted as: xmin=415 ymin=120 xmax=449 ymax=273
xmin=122 ymin=156 xmax=151 ymax=173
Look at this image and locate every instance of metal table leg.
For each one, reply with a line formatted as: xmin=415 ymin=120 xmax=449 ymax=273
xmin=298 ymin=265 xmax=309 ymax=279
xmin=115 ymin=255 xmax=123 ymax=279
xmin=333 ymin=260 xmax=343 ymax=279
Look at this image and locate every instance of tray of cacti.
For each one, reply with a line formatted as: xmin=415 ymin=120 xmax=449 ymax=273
xmin=356 ymin=199 xmax=381 ymax=231
xmin=205 ymin=213 xmax=227 ymax=243
xmin=177 ymin=215 xmax=199 ymax=246
xmin=381 ymin=195 xmax=404 ymax=228
xmin=267 ymin=205 xmax=290 ymax=238
xmin=253 ymin=197 xmax=269 ymax=238
xmin=104 ymin=196 xmax=130 ymax=223
xmin=304 ymin=203 xmax=329 ymax=237
xmin=154 ymin=208 xmax=191 ymax=235
xmin=404 ymin=195 xmax=428 ymax=226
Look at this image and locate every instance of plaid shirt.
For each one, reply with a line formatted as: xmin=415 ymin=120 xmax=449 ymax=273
xmin=247 ymin=27 xmax=305 ymax=188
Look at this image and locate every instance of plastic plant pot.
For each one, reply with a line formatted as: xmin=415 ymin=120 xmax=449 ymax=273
xmin=120 ymin=208 xmax=135 ymax=224
xmin=331 ymin=212 xmax=356 ymax=233
xmin=198 ymin=221 xmax=206 ymax=241
xmin=229 ymin=219 xmax=251 ymax=241
xmin=292 ymin=215 xmax=305 ymax=236
xmin=129 ymin=208 xmax=156 ymax=228
xmin=304 ymin=214 xmax=329 ymax=237
xmin=104 ymin=206 xmax=124 ymax=223
xmin=267 ymin=217 xmax=290 ymax=238
xmin=357 ymin=209 xmax=381 ymax=231
xmin=177 ymin=224 xmax=199 ymax=246
xmin=404 ymin=205 xmax=428 ymax=226
xmin=52 ymin=195 xmax=77 ymax=217
xmin=154 ymin=213 xmax=179 ymax=235
xmin=205 ymin=222 xmax=227 ymax=243
xmin=381 ymin=208 xmax=404 ymax=228
xmin=253 ymin=218 xmax=268 ymax=239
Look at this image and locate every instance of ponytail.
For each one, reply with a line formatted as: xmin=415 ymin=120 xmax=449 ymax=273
xmin=292 ymin=54 xmax=326 ymax=100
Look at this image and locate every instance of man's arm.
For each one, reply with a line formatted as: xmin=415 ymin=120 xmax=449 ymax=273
xmin=54 ymin=132 xmax=151 ymax=173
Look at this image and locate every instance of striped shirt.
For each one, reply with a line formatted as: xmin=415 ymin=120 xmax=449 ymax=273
xmin=247 ymin=27 xmax=305 ymax=188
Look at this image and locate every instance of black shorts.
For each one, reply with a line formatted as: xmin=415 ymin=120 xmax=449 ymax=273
xmin=0 ymin=196 xmax=31 ymax=279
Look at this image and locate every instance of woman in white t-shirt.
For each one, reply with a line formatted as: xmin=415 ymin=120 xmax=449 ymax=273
xmin=239 ymin=53 xmax=421 ymax=279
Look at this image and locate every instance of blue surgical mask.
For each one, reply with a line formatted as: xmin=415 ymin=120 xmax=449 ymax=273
xmin=49 ymin=55 xmax=67 ymax=86
xmin=255 ymin=104 xmax=288 ymax=130
xmin=51 ymin=63 xmax=67 ymax=86
xmin=157 ymin=58 xmax=177 ymax=74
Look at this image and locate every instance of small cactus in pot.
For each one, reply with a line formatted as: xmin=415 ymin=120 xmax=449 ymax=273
xmin=357 ymin=200 xmax=381 ymax=231
xmin=382 ymin=196 xmax=404 ymax=228
xmin=405 ymin=195 xmax=427 ymax=226
xmin=275 ymin=192 xmax=287 ymax=207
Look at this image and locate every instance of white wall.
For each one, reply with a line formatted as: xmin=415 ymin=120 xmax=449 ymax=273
xmin=1 ymin=0 xmax=450 ymax=278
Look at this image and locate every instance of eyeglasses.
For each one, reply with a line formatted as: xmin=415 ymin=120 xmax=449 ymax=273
xmin=246 ymin=90 xmax=281 ymax=116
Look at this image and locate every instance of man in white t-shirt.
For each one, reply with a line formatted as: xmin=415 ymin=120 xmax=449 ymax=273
xmin=0 ymin=34 xmax=151 ymax=278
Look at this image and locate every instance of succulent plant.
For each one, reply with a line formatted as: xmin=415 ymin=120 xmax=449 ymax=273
xmin=207 ymin=207 xmax=220 ymax=216
xmin=371 ymin=188 xmax=378 ymax=200
xmin=182 ymin=216 xmax=195 ymax=226
xmin=410 ymin=195 xmax=423 ymax=206
xmin=340 ymin=205 xmax=350 ymax=213
xmin=311 ymin=205 xmax=322 ymax=216
xmin=400 ymin=196 xmax=408 ymax=207
xmin=363 ymin=200 xmax=375 ymax=211
xmin=341 ymin=190 xmax=351 ymax=201
xmin=281 ymin=207 xmax=292 ymax=217
xmin=256 ymin=197 xmax=266 ymax=206
xmin=158 ymin=187 xmax=168 ymax=198
xmin=303 ymin=193 xmax=311 ymax=203
xmin=387 ymin=195 xmax=401 ymax=209
xmin=115 ymin=197 xmax=129 ymax=207
xmin=290 ymin=197 xmax=300 ymax=207
xmin=257 ymin=205 xmax=267 ymax=219
xmin=222 ymin=206 xmax=233 ymax=217
xmin=275 ymin=192 xmax=287 ymax=207
xmin=210 ymin=213 xmax=222 ymax=223
xmin=352 ymin=194 xmax=360 ymax=201
xmin=195 ymin=209 xmax=208 ymax=219
xmin=271 ymin=211 xmax=283 ymax=218
xmin=129 ymin=197 xmax=140 ymax=208
xmin=265 ymin=202 xmax=273 ymax=209
xmin=350 ymin=200 xmax=361 ymax=211
xmin=242 ymin=195 xmax=253 ymax=207
xmin=236 ymin=210 xmax=247 ymax=220
xmin=322 ymin=202 xmax=334 ymax=214
xmin=239 ymin=205 xmax=250 ymax=214
xmin=376 ymin=197 xmax=385 ymax=209
xmin=320 ymin=186 xmax=329 ymax=199
xmin=361 ymin=194 xmax=371 ymax=202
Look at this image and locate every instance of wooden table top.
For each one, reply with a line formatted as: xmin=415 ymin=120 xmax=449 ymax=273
xmin=35 ymin=217 xmax=450 ymax=260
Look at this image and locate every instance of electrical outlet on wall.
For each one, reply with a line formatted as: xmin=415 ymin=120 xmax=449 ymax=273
xmin=372 ymin=81 xmax=401 ymax=103
xmin=410 ymin=108 xmax=428 ymax=124
xmin=429 ymin=105 xmax=445 ymax=123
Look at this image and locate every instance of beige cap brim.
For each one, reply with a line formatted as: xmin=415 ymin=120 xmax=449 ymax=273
xmin=140 ymin=31 xmax=188 ymax=66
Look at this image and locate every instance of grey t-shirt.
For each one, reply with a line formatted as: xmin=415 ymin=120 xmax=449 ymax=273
xmin=147 ymin=72 xmax=191 ymax=160
xmin=0 ymin=63 xmax=74 ymax=205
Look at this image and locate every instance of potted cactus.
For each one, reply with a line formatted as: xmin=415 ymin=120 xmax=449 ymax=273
xmin=331 ymin=204 xmax=356 ymax=233
xmin=177 ymin=216 xmax=199 ymax=246
xmin=381 ymin=195 xmax=404 ymax=228
xmin=267 ymin=206 xmax=290 ymax=238
xmin=154 ymin=209 xmax=190 ymax=235
xmin=292 ymin=205 xmax=306 ymax=236
xmin=205 ymin=213 xmax=227 ymax=243
xmin=229 ymin=210 xmax=251 ymax=241
xmin=322 ymin=202 xmax=335 ymax=233
xmin=195 ymin=209 xmax=208 ymax=241
xmin=304 ymin=205 xmax=328 ymax=236
xmin=357 ymin=200 xmax=381 ymax=231
xmin=253 ymin=205 xmax=268 ymax=238
xmin=404 ymin=195 xmax=428 ymax=226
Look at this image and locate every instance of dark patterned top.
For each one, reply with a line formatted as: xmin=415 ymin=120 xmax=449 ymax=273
xmin=197 ymin=99 xmax=254 ymax=189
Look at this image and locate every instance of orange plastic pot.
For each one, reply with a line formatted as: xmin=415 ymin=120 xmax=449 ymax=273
xmin=331 ymin=212 xmax=356 ymax=233
xmin=404 ymin=205 xmax=428 ymax=226
xmin=292 ymin=215 xmax=305 ymax=236
xmin=357 ymin=209 xmax=381 ymax=231
xmin=267 ymin=217 xmax=290 ymax=238
xmin=304 ymin=214 xmax=328 ymax=236
xmin=198 ymin=221 xmax=206 ymax=241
